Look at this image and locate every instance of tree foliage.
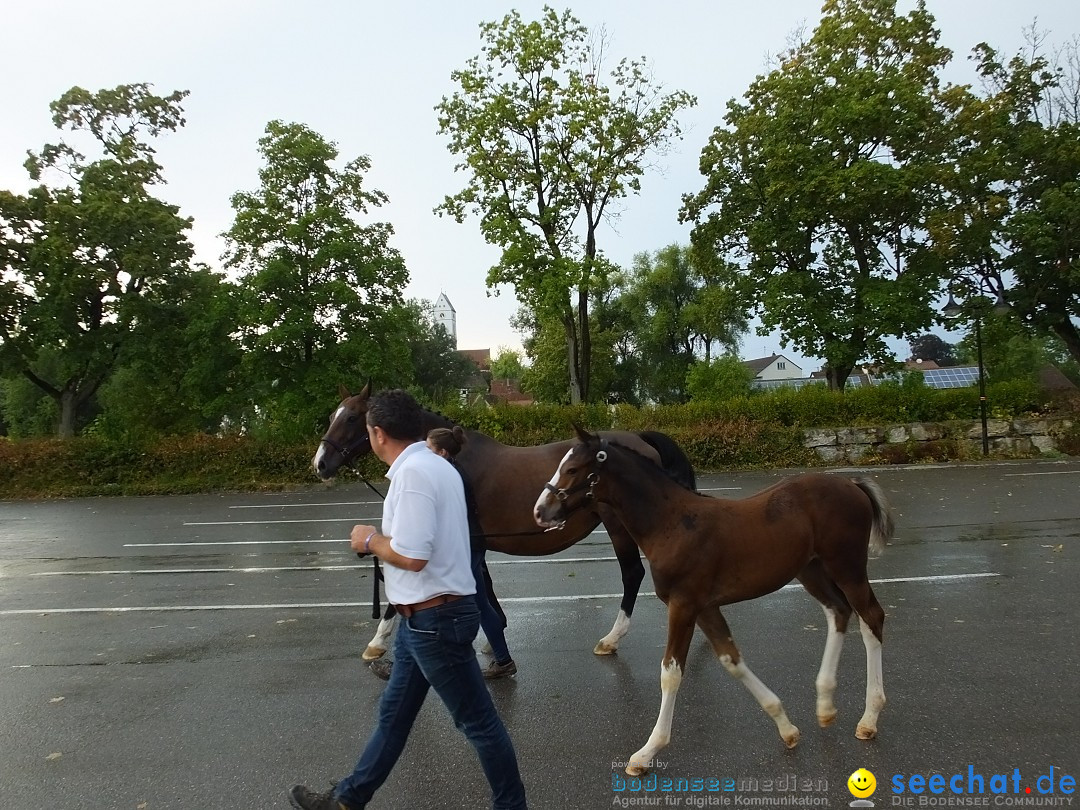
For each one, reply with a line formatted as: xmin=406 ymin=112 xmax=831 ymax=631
xmin=0 ymin=83 xmax=195 ymax=436
xmin=940 ymin=32 xmax=1080 ymax=366
xmin=684 ymin=0 xmax=953 ymax=390
xmin=685 ymin=354 xmax=756 ymax=402
xmin=489 ymin=347 xmax=526 ymax=382
xmin=91 ymin=266 xmax=244 ymax=439
xmin=436 ymin=6 xmax=696 ymax=403
xmin=397 ymin=299 xmax=478 ymax=404
xmin=223 ymin=121 xmax=411 ymax=437
xmin=608 ymin=244 xmax=746 ymax=403
xmin=908 ymin=333 xmax=959 ymax=367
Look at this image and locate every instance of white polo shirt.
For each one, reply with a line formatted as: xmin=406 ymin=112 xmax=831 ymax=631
xmin=381 ymin=441 xmax=475 ymax=606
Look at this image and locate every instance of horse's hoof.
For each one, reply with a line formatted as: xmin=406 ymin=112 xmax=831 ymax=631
xmin=362 ymin=645 xmax=387 ymax=661
xmin=817 ymin=711 xmax=837 ymax=728
xmin=593 ymin=641 xmax=618 ymax=656
xmin=855 ymin=725 xmax=877 ymax=740
xmin=626 ymin=763 xmax=649 ymax=777
xmin=783 ymin=728 xmax=801 ymax=749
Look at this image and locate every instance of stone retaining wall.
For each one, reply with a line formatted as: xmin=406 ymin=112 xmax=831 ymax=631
xmin=804 ymin=416 xmax=1076 ymax=463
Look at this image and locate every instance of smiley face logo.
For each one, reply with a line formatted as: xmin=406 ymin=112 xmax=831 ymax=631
xmin=848 ymin=768 xmax=877 ymax=799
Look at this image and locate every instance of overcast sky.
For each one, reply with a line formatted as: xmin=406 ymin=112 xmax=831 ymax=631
xmin=4 ymin=1 xmax=1079 ymax=373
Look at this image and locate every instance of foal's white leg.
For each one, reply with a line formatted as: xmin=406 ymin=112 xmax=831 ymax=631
xmin=595 ymin=609 xmax=631 ymax=655
xmin=855 ymin=617 xmax=885 ymax=739
xmin=815 ymin=606 xmax=846 ymax=727
xmin=627 ymin=659 xmax=681 ymax=776
xmin=362 ymin=614 xmax=398 ymax=661
xmin=719 ymin=654 xmax=801 ymax=748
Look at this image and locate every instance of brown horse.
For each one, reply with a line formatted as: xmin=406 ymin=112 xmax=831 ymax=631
xmin=533 ymin=426 xmax=892 ymax=776
xmin=313 ymin=384 xmax=697 ymax=659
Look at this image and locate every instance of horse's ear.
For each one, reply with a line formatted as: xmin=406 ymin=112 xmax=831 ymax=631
xmin=359 ymin=379 xmax=372 ymax=398
xmin=571 ymin=421 xmax=593 ymax=443
xmin=338 ymin=384 xmax=352 ymax=401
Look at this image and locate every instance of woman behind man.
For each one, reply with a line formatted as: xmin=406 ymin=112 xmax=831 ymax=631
xmin=426 ymin=426 xmax=517 ymax=679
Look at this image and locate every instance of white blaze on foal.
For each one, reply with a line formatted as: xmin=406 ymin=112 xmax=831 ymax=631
xmin=532 ymin=448 xmax=573 ymax=523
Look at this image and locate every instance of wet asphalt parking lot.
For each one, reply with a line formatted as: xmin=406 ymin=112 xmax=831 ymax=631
xmin=1 ymin=459 xmax=1078 ymax=810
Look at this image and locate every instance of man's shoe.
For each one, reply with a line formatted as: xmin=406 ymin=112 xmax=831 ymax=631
xmin=368 ymin=658 xmax=393 ymax=681
xmin=289 ymin=784 xmax=348 ymax=810
xmin=482 ymin=659 xmax=517 ymax=680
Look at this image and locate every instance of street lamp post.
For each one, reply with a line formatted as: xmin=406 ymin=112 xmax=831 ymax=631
xmin=942 ymin=289 xmax=1008 ymax=457
xmin=972 ymin=314 xmax=989 ymax=456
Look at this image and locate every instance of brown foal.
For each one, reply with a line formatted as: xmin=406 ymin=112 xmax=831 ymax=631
xmin=533 ymin=425 xmax=893 ymax=776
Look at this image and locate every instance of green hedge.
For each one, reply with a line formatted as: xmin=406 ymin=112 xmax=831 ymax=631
xmin=0 ymin=379 xmax=1070 ymax=499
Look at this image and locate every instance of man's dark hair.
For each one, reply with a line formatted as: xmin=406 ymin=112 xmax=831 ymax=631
xmin=366 ymin=389 xmax=423 ymax=441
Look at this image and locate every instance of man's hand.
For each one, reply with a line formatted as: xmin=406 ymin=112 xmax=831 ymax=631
xmin=351 ymin=524 xmax=378 ymax=557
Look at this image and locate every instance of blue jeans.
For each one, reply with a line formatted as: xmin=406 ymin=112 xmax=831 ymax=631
xmin=472 ymin=550 xmax=512 ymax=664
xmin=335 ymin=597 xmax=527 ymax=810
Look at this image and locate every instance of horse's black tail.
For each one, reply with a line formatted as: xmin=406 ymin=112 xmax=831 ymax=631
xmin=637 ymin=430 xmax=697 ymax=492
xmin=855 ymin=477 xmax=894 ymax=557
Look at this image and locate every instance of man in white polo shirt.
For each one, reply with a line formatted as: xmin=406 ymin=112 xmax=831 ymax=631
xmin=289 ymin=389 xmax=527 ymax=810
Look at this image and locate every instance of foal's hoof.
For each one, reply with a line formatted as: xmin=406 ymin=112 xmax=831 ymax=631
xmin=626 ymin=762 xmax=649 ymax=777
xmin=362 ymin=645 xmax=387 ymax=661
xmin=782 ymin=727 xmax=801 ymax=749
xmin=817 ymin=710 xmax=837 ymax=728
xmin=593 ymin=640 xmax=618 ymax=656
xmin=855 ymin=725 xmax=877 ymax=741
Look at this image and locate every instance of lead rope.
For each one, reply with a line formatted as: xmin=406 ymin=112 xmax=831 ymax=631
xmin=357 ymin=475 xmax=385 ymax=620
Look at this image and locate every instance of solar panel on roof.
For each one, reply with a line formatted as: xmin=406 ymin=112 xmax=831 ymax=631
xmin=749 ymin=366 xmax=983 ymax=391
xmin=921 ymin=367 xmax=980 ymax=389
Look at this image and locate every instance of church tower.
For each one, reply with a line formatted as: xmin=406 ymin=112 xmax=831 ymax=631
xmin=433 ymin=292 xmax=457 ymax=347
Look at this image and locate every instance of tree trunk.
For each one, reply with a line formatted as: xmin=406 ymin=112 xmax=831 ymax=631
xmin=825 ymin=365 xmax=854 ymax=391
xmin=576 ymin=286 xmax=590 ymax=402
xmin=1052 ymin=320 xmax=1080 ymax=367
xmin=58 ymin=389 xmax=77 ymax=438
xmin=564 ymin=311 xmax=583 ymax=404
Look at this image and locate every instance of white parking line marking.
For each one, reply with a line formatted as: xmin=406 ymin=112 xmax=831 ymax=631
xmin=125 ymin=539 xmax=349 ymax=547
xmin=1003 ymin=470 xmax=1080 ymax=477
xmin=0 ymin=573 xmax=999 ymax=616
xmin=229 ymin=502 xmax=375 ymax=509
xmin=28 ymin=556 xmax=622 ymax=576
xmin=182 ymin=517 xmax=377 ymax=526
xmin=124 ymin=535 xmax=612 ymax=547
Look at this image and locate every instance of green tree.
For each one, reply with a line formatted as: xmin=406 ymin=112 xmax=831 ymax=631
xmin=514 ymin=307 xmax=573 ymax=403
xmin=92 ymin=266 xmax=244 ymax=438
xmin=0 ymin=83 xmax=195 ymax=436
xmin=397 ymin=299 xmax=477 ymax=404
xmin=930 ymin=30 xmax=1079 ymax=368
xmin=683 ymin=0 xmax=952 ymax=390
xmin=489 ymin=347 xmax=525 ymax=382
xmin=224 ymin=121 xmax=409 ymax=437
xmin=0 ymin=349 xmax=63 ymax=437
xmin=685 ymin=354 xmax=756 ymax=402
xmin=612 ymin=244 xmax=746 ymax=403
xmin=980 ymin=34 xmax=1079 ymax=364
xmin=908 ymin=333 xmax=959 ymax=366
xmin=436 ymin=7 xmax=696 ymax=403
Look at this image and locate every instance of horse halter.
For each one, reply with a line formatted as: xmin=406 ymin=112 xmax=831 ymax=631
xmin=320 ymin=434 xmax=370 ymax=467
xmin=319 ymin=413 xmax=371 ymax=468
xmin=543 ymin=442 xmax=608 ymax=518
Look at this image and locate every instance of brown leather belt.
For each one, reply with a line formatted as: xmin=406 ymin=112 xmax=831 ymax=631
xmin=395 ymin=593 xmax=464 ymax=618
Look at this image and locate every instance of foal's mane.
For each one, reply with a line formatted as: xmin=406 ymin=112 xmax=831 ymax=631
xmin=602 ymin=439 xmax=704 ymax=496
